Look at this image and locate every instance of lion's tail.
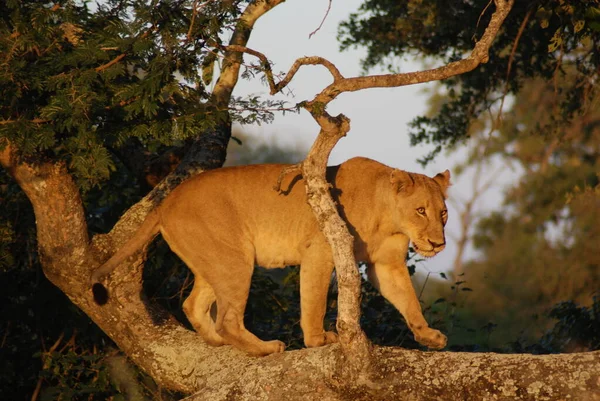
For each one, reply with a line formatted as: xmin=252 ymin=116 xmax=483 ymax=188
xmin=91 ymin=208 xmax=160 ymax=305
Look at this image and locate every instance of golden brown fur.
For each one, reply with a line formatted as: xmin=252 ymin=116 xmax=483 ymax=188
xmin=91 ymin=157 xmax=450 ymax=356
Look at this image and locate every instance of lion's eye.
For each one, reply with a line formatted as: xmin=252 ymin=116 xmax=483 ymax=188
xmin=417 ymin=207 xmax=426 ymax=215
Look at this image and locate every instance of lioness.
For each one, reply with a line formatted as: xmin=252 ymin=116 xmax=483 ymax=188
xmin=91 ymin=157 xmax=450 ymax=356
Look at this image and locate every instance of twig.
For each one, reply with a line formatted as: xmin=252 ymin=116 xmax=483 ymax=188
xmin=95 ymin=26 xmax=155 ymax=73
xmin=496 ymin=7 xmax=532 ymax=127
xmin=221 ymin=45 xmax=344 ymax=95
xmin=229 ymin=105 xmax=298 ymax=113
xmin=30 ymin=378 xmax=43 ymax=401
xmin=273 ymin=163 xmax=301 ymax=193
xmin=309 ymin=0 xmax=332 ymax=39
xmin=95 ymin=53 xmax=126 ymax=72
xmin=418 ymin=272 xmax=431 ymax=301
xmin=476 ymin=0 xmax=494 ymax=34
xmin=186 ymin=0 xmax=214 ymax=42
xmin=31 ymin=331 xmax=66 ymax=401
xmin=187 ymin=0 xmax=200 ymax=42
xmin=0 ymin=118 xmax=48 ymax=125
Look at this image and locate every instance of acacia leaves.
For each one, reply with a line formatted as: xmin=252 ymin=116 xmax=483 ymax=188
xmin=0 ymin=0 xmax=239 ymax=189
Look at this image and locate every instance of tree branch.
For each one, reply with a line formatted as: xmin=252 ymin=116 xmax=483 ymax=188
xmin=95 ymin=53 xmax=126 ymax=72
xmin=0 ymin=118 xmax=49 ymax=125
xmin=308 ymin=0 xmax=332 ymax=39
xmin=210 ymin=0 xmax=286 ymax=108
xmin=183 ymin=347 xmax=600 ymax=400
xmin=226 ymin=0 xmax=513 ymax=103
xmin=0 ymin=141 xmax=89 ymax=279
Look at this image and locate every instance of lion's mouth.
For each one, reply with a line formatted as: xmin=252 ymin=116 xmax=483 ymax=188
xmin=412 ymin=242 xmax=439 ymax=258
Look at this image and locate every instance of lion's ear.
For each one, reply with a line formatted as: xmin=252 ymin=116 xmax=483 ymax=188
xmin=390 ymin=169 xmax=415 ymax=193
xmin=433 ymin=170 xmax=451 ymax=198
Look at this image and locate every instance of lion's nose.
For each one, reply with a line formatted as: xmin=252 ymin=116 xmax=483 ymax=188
xmin=428 ymin=239 xmax=445 ymax=249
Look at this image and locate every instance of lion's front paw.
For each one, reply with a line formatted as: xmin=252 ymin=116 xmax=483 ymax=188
xmin=323 ymin=331 xmax=338 ymax=345
xmin=265 ymin=340 xmax=286 ymax=354
xmin=304 ymin=331 xmax=338 ymax=348
xmin=415 ymin=328 xmax=447 ymax=350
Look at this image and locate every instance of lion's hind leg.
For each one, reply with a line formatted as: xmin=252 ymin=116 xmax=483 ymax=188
xmin=204 ymin=254 xmax=285 ymax=356
xmin=183 ymin=274 xmax=225 ymax=347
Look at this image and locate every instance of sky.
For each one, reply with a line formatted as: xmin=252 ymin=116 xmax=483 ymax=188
xmin=229 ymin=0 xmax=489 ymax=275
xmin=233 ymin=0 xmax=439 ymax=169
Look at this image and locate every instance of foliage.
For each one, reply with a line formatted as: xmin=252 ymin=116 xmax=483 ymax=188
xmin=452 ymin=73 xmax=600 ymax=346
xmin=538 ymin=296 xmax=600 ymax=353
xmin=0 ymin=0 xmax=286 ymax=190
xmin=225 ymin=128 xmax=305 ymax=166
xmin=339 ymin=0 xmax=600 ymax=164
xmin=35 ymin=348 xmax=113 ymax=401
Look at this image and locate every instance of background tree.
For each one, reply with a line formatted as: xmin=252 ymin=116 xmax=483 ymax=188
xmin=454 ymin=74 xmax=600 ymax=349
xmin=339 ymin=0 xmax=600 ymax=351
xmin=339 ymin=0 xmax=600 ymax=161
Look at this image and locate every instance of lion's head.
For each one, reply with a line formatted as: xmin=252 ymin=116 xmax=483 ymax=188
xmin=389 ymin=169 xmax=450 ymax=258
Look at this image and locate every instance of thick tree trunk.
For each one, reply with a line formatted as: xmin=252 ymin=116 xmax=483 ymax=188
xmin=179 ymin=346 xmax=599 ymax=401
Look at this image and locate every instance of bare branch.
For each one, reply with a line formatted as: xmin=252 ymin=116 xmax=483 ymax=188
xmin=225 ymin=0 xmax=513 ymax=110
xmin=273 ymin=163 xmax=301 ymax=192
xmin=308 ymin=0 xmax=332 ymax=39
xmin=497 ymin=7 xmax=533 ymax=126
xmin=186 ymin=0 xmax=200 ymax=42
xmin=288 ymin=0 xmax=514 ymax=375
xmin=221 ymin=45 xmax=344 ymax=94
xmin=274 ymin=56 xmax=344 ymax=94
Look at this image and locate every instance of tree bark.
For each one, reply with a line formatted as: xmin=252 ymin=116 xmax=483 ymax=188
xmin=180 ymin=347 xmax=599 ymax=401
xmin=299 ymin=117 xmax=373 ymax=378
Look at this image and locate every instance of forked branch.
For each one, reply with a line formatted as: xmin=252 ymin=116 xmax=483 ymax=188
xmin=226 ymin=0 xmax=513 ymax=106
